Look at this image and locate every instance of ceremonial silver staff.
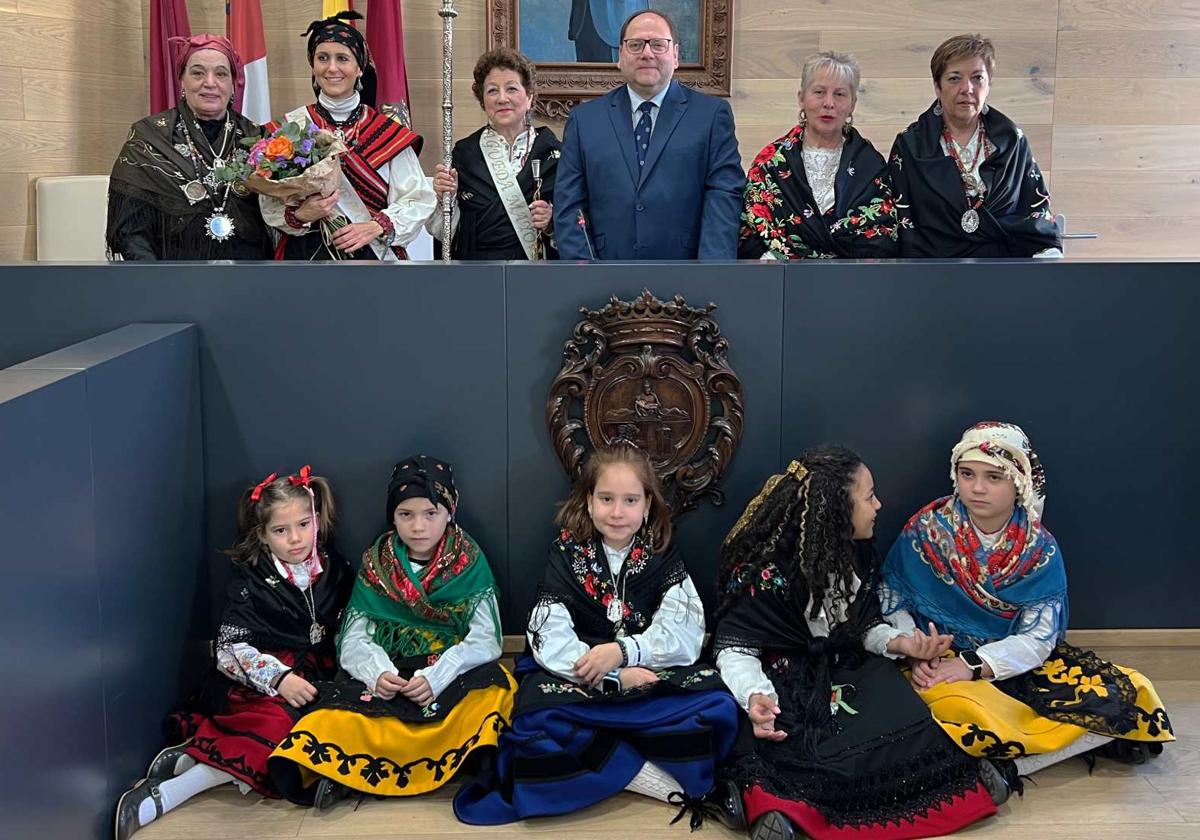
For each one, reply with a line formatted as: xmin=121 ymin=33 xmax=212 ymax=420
xmin=439 ymin=0 xmax=458 ymax=263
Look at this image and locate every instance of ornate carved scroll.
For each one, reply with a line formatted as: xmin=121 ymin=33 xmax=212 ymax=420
xmin=547 ymin=289 xmax=744 ymax=518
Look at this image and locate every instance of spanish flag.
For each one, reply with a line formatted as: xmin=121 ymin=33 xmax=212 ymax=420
xmin=322 ymin=0 xmax=357 ymax=19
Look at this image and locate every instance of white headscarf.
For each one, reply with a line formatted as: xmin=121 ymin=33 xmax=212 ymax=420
xmin=950 ymin=421 xmax=1046 ymax=519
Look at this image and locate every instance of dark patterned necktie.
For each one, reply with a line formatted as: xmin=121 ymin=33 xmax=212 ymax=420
xmin=634 ymin=101 xmax=654 ymax=169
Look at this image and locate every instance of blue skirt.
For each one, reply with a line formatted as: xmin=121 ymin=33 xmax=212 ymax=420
xmin=453 ymin=678 xmax=740 ymax=824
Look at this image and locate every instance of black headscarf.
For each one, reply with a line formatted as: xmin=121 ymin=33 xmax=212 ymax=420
xmin=385 ymin=455 xmax=458 ymax=526
xmin=302 ymin=11 xmax=378 ymax=107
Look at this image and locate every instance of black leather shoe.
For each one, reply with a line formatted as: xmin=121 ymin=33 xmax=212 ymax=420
xmin=980 ymin=758 xmax=1023 ymax=805
xmin=1098 ymin=739 xmax=1156 ymax=765
xmin=114 ymin=778 xmax=163 ymax=840
xmin=313 ymin=777 xmax=351 ymax=813
xmin=146 ymin=740 xmax=192 ymax=784
xmin=750 ymin=810 xmax=795 ymax=840
xmin=703 ymin=779 xmax=747 ymax=831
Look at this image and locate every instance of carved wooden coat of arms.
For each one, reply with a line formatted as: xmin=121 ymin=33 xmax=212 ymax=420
xmin=546 ymin=289 xmax=744 ymax=517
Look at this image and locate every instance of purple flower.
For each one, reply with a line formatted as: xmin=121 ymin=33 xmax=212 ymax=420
xmin=306 ymin=122 xmax=318 ymax=136
xmin=293 ymin=156 xmax=310 ymax=167
xmin=299 ymin=139 xmax=314 ymax=154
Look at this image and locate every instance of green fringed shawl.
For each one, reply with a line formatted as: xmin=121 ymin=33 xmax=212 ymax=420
xmin=338 ymin=527 xmax=500 ymax=661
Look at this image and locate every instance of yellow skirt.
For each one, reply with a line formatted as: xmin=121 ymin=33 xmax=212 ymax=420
xmin=270 ymin=668 xmax=516 ymax=796
xmin=918 ymin=652 xmax=1174 ymax=759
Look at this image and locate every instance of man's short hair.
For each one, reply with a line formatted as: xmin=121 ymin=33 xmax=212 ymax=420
xmin=619 ymin=9 xmax=680 ymax=45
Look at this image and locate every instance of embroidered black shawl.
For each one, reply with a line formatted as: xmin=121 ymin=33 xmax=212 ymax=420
xmin=530 ymin=529 xmax=689 ymax=649
xmin=739 ymin=125 xmax=904 ymax=260
xmin=888 ymin=103 xmax=1061 ymax=257
xmin=713 ymin=541 xmax=886 ymax=754
xmin=216 ymin=548 xmax=354 ymax=655
xmin=106 ymin=103 xmax=272 ymax=261
xmin=437 ymin=126 xmax=560 ymax=260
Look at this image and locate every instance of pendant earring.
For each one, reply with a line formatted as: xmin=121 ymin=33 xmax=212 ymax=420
xmin=843 ymin=114 xmax=853 ymax=135
xmin=981 ymin=103 xmax=990 ymax=115
xmin=523 ymin=109 xmax=532 ymax=129
xmin=354 ymin=76 xmax=363 ymax=93
xmin=933 ymin=102 xmax=943 ymax=116
xmin=798 ymin=108 xmax=807 ymax=126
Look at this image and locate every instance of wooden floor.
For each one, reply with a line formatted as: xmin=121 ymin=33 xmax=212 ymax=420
xmin=136 ymin=645 xmax=1199 ymax=840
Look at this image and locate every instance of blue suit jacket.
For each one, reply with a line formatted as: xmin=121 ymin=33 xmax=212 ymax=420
xmin=553 ymin=81 xmax=745 ymax=260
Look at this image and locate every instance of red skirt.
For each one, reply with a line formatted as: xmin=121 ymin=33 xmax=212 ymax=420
xmin=744 ymin=782 xmax=996 ymax=840
xmin=170 ymin=649 xmax=331 ymax=796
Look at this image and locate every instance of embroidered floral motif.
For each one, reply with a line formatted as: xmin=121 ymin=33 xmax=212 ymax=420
xmin=540 ymin=681 xmax=589 ymax=696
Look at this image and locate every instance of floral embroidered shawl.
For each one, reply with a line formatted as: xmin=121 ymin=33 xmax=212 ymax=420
xmin=739 ymin=124 xmax=906 ymax=260
xmin=339 ymin=526 xmax=499 ymax=661
xmin=883 ymin=495 xmax=1067 ymax=649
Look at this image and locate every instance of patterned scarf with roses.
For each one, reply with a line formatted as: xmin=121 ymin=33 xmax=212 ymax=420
xmin=531 ymin=529 xmax=689 ymax=648
xmin=339 ymin=525 xmax=500 ymax=662
xmin=739 ymin=124 xmax=908 ymax=260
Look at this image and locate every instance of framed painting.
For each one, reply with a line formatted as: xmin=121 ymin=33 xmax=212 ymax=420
xmin=485 ymin=1 xmax=734 ymax=119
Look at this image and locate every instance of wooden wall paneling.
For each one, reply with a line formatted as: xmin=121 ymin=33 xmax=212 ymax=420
xmin=1055 ymin=78 xmax=1200 ymax=124
xmin=0 ymin=12 xmax=144 ymax=77
xmin=0 ymin=173 xmax=28 ymax=226
xmin=1052 ymin=126 xmax=1198 ymax=171
xmin=1060 ymin=0 xmax=1200 ymax=31
xmin=0 ymin=72 xmax=23 ymax=120
xmin=0 ymin=120 xmax=130 ymax=175
xmin=1057 ymin=31 xmax=1200 ymax=77
xmin=1051 ymin=171 xmax=1200 ymax=217
xmin=18 ymin=0 xmax=142 ymax=25
xmin=738 ymin=1 xmax=1059 ymax=31
xmin=817 ymin=30 xmax=1057 ymax=78
xmin=731 ymin=30 xmax=821 ymax=80
xmin=1058 ymin=218 xmax=1200 ymax=257
xmin=0 ymin=224 xmax=34 ymax=260
xmin=21 ymin=69 xmax=146 ymax=125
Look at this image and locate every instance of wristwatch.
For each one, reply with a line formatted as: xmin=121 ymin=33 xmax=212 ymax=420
xmin=600 ymin=668 xmax=623 ymax=695
xmin=959 ymin=650 xmax=985 ymax=681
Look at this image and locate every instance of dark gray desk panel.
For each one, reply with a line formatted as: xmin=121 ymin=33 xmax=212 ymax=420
xmin=0 ymin=369 xmax=108 ymax=840
xmin=504 ymin=263 xmax=785 ymax=618
xmin=0 ymin=264 xmax=510 ymax=626
xmin=782 ymin=260 xmax=1200 ymax=627
xmin=16 ymin=323 xmax=206 ymax=805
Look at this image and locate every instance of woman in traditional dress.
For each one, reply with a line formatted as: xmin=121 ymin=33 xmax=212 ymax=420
xmin=268 ymin=455 xmax=514 ymax=810
xmin=881 ymin=422 xmax=1174 ymax=779
xmin=454 ymin=443 xmax=742 ymax=828
xmin=740 ymin=52 xmax=905 ymax=260
xmin=427 ymin=48 xmax=558 ymax=260
xmin=261 ymin=11 xmax=435 ymax=261
xmin=715 ymin=446 xmax=1004 ymax=840
xmin=113 ymin=467 xmax=353 ymax=839
xmin=888 ymin=34 xmax=1062 ymax=257
xmin=106 ymin=35 xmax=273 ymax=260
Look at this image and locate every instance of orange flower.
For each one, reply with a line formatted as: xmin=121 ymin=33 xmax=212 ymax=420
xmin=265 ymin=136 xmax=294 ymax=160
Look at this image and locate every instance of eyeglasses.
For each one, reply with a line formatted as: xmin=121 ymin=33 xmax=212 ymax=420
xmin=622 ymin=38 xmax=673 ymax=55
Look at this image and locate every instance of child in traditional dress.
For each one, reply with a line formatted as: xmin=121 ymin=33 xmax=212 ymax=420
xmin=267 ymin=455 xmax=514 ymax=809
xmin=454 ymin=442 xmax=743 ymax=828
xmin=714 ymin=446 xmax=1003 ymax=840
xmin=881 ymin=421 xmax=1174 ymax=778
xmin=114 ymin=466 xmax=353 ymax=840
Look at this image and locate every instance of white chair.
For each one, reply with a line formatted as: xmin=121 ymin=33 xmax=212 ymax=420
xmin=36 ymin=175 xmax=110 ymax=261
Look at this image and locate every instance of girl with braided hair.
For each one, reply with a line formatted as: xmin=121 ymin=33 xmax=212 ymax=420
xmin=714 ymin=445 xmax=1003 ymax=840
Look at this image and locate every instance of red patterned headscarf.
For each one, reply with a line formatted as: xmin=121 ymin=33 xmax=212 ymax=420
xmin=169 ymin=34 xmax=246 ymax=113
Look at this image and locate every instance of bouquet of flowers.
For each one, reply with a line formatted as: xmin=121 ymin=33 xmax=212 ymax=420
xmin=216 ymin=120 xmax=354 ymax=256
xmin=217 ymin=119 xmax=346 ymax=202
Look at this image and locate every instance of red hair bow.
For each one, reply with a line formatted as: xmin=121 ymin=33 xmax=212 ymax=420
xmin=289 ymin=465 xmax=313 ymax=488
xmin=249 ymin=472 xmax=278 ymax=502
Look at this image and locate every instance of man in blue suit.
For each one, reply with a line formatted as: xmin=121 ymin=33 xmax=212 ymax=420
xmin=553 ymin=10 xmax=744 ymax=260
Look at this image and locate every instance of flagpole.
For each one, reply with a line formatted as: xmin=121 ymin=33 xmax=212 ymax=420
xmin=438 ymin=0 xmax=458 ymax=263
